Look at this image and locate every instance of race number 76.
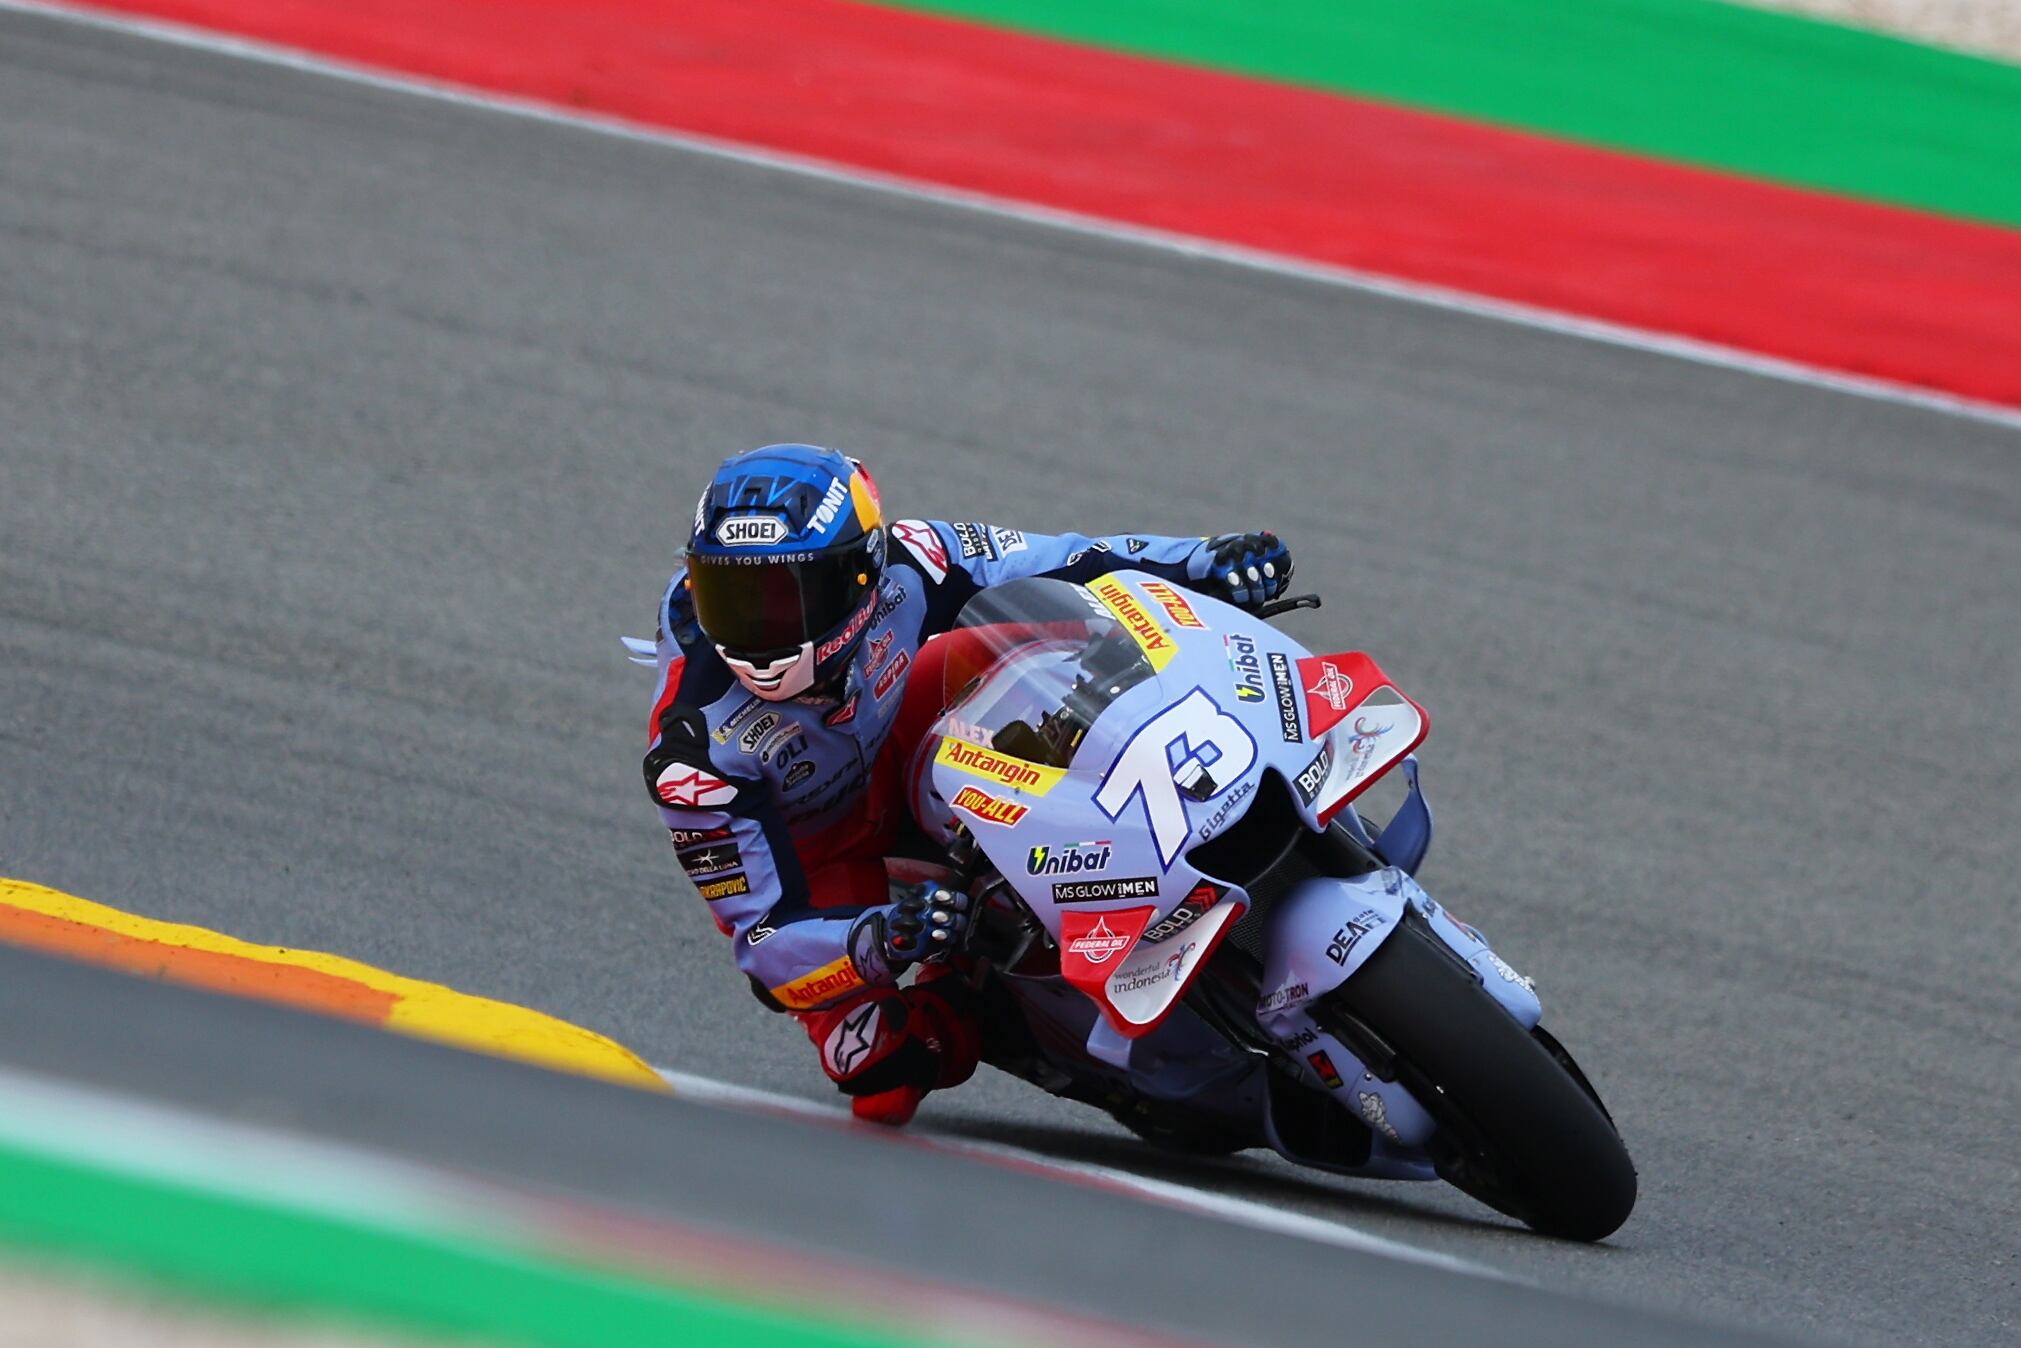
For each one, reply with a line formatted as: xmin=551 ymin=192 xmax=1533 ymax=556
xmin=1095 ymin=689 xmax=1256 ymax=867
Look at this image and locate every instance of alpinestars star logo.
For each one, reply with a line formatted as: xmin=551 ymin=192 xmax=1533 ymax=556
xmin=825 ymin=1002 xmax=882 ymax=1076
xmin=654 ymin=764 xmax=737 ymax=809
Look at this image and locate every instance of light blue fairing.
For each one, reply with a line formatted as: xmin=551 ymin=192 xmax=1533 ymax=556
xmin=917 ymin=572 xmax=1546 ymax=1176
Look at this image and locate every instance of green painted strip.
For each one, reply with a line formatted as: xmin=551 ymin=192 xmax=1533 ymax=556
xmin=881 ymin=0 xmax=2021 ymax=228
xmin=0 ymin=1140 xmax=922 ymax=1348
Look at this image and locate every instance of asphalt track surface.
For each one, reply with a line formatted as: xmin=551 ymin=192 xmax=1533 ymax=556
xmin=1 ymin=9 xmax=2016 ymax=1346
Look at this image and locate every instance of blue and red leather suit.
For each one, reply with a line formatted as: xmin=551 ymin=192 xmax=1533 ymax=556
xmin=643 ymin=519 xmax=1230 ymax=1105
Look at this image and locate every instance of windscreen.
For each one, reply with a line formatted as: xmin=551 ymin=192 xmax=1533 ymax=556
xmin=936 ymin=577 xmax=1159 ymax=771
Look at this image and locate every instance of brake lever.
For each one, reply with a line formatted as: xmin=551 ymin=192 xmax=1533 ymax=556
xmin=1255 ymin=592 xmax=1323 ymax=620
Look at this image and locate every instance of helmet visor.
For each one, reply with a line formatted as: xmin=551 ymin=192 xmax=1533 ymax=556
xmin=687 ymin=542 xmax=877 ymax=656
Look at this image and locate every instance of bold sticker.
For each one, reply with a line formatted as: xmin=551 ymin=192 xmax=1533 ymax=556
xmin=1307 ymin=1051 xmax=1346 ymax=1091
xmin=697 ymin=874 xmax=750 ymax=901
xmin=1053 ymin=876 xmax=1159 ymax=903
xmin=1140 ymin=579 xmax=1207 ymax=630
xmin=951 ymin=522 xmax=996 ymax=560
xmin=950 ymin=784 xmax=1029 ymax=827
xmin=668 ymin=826 xmax=732 ymax=847
xmin=1299 ymin=656 xmax=1356 ymax=739
xmin=891 ymin=519 xmax=949 ymax=583
xmin=1293 ymin=740 xmax=1334 ymax=807
xmin=655 ymin=764 xmax=737 ymax=809
xmin=677 ymin=843 xmax=744 ymax=879
xmin=936 ymin=737 xmax=1066 ymax=795
xmin=1224 ymin=632 xmax=1266 ymax=703
xmin=1140 ymin=881 xmax=1222 ymax=945
xmin=1088 ymin=576 xmax=1177 ymax=671
xmin=1026 ymin=841 xmax=1112 ymax=877
xmin=823 ymin=1001 xmax=883 ymax=1077
xmin=1267 ymin=651 xmax=1302 ymax=742
xmin=716 ymin=515 xmax=788 ymax=547
xmin=872 ymin=647 xmax=910 ymax=700
xmin=771 ymin=956 xmax=867 ymax=1010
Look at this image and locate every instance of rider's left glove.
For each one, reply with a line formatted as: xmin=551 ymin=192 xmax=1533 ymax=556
xmin=849 ymin=883 xmax=972 ymax=984
xmin=1196 ymin=531 xmax=1293 ymax=611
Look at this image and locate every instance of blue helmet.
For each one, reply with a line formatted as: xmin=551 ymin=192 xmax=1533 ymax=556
xmin=686 ymin=444 xmax=886 ymax=700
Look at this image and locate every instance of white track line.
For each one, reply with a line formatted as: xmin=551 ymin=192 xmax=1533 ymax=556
xmin=10 ymin=0 xmax=2021 ymax=435
xmin=658 ymin=1068 xmax=1507 ymax=1280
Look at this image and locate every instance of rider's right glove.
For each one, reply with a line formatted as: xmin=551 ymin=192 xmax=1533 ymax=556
xmin=848 ymin=883 xmax=972 ymax=985
xmin=1194 ymin=531 xmax=1293 ymax=611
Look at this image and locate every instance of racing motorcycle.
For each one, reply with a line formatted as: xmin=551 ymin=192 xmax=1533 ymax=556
xmin=904 ymin=572 xmax=1637 ymax=1241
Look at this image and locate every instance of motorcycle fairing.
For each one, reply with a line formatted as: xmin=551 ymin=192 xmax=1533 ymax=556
xmin=1252 ymin=870 xmax=1410 ymax=1022
xmin=1405 ymin=882 xmax=1543 ymax=1029
xmin=1059 ymin=897 xmax=1250 ymax=1037
xmin=1291 ymin=651 xmax=1429 ymax=825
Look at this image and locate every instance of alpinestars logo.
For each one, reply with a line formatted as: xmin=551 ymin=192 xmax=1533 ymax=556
xmin=824 ymin=1002 xmax=882 ymax=1077
xmin=655 ymin=765 xmax=737 ymax=809
xmin=891 ymin=519 xmax=949 ymax=582
xmin=1066 ymin=916 xmax=1132 ymax=965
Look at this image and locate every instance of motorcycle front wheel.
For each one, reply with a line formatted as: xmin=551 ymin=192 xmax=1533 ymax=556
xmin=1317 ymin=912 xmax=1638 ymax=1241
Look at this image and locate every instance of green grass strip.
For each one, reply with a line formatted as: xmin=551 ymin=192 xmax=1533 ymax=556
xmin=882 ymin=0 xmax=2021 ymax=228
xmin=0 ymin=1139 xmax=921 ymax=1348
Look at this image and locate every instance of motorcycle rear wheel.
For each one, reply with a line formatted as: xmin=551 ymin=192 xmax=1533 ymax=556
xmin=1318 ymin=914 xmax=1637 ymax=1241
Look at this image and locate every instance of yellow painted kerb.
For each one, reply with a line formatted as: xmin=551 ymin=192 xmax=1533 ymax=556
xmin=0 ymin=877 xmax=667 ymax=1093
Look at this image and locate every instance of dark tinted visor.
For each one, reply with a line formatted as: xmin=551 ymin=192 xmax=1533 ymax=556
xmin=687 ymin=542 xmax=876 ymax=655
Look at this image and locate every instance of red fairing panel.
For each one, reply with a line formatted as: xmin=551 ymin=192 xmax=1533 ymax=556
xmin=1294 ymin=651 xmax=1430 ymax=823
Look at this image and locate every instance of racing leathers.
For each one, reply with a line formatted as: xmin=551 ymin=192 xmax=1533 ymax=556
xmin=642 ymin=520 xmax=1274 ymax=1117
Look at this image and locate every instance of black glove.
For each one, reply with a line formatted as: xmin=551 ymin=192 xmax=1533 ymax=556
xmin=850 ymin=883 xmax=972 ymax=981
xmin=1196 ymin=531 xmax=1293 ymax=610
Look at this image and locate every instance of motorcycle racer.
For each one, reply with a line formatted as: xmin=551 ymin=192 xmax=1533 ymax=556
xmin=643 ymin=444 xmax=1291 ymax=1124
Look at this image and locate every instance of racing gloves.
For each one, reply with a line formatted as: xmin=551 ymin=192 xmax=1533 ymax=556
xmin=849 ymin=883 xmax=972 ymax=983
xmin=1195 ymin=531 xmax=1293 ymax=611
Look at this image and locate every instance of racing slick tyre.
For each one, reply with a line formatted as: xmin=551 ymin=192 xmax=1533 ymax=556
xmin=1318 ymin=911 xmax=1637 ymax=1241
